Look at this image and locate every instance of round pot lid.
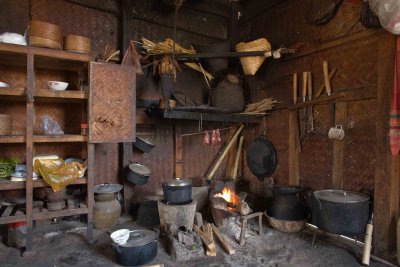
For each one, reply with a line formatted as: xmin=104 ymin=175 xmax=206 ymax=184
xmin=165 ymin=178 xmax=192 ymax=187
xmin=246 ymin=136 xmax=277 ymax=181
xmin=313 ymin=190 xmax=369 ymax=203
xmin=94 ymin=183 xmax=123 ymax=194
xmin=120 ymin=229 xmax=158 ymax=247
xmin=129 ymin=163 xmax=151 ymax=176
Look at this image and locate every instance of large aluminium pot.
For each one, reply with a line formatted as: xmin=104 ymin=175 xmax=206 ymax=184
xmin=112 ymin=229 xmax=158 ymax=266
xmin=312 ymin=189 xmax=370 ymax=235
xmin=93 ymin=183 xmax=123 ymax=230
xmin=161 ymin=178 xmax=192 ymax=204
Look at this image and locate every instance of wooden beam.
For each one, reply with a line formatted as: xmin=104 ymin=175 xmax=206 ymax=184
xmin=332 ymin=102 xmax=348 ymax=189
xmin=373 ymin=31 xmax=396 ymax=259
xmin=122 ymin=142 xmax=133 ymax=213
xmin=86 ymin=143 xmax=95 ymax=242
xmin=288 ymin=110 xmax=300 ymax=185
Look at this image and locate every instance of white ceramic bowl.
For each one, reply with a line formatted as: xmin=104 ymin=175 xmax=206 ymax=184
xmin=0 ymin=81 xmax=10 ymax=88
xmin=110 ymin=229 xmax=131 ymax=245
xmin=47 ymin=81 xmax=68 ymax=91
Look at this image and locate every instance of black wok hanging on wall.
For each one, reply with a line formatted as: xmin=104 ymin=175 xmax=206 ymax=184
xmin=246 ymin=135 xmax=277 ymax=181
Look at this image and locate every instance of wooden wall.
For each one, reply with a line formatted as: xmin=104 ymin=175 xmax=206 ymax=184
xmin=239 ymin=0 xmax=398 ymax=261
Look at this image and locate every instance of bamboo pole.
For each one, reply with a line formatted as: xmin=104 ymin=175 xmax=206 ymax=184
xmin=232 ymin=136 xmax=244 ymax=180
xmin=206 ymin=124 xmax=244 ymax=180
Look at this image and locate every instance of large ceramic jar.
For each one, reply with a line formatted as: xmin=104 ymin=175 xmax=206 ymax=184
xmin=93 ymin=183 xmax=123 ymax=230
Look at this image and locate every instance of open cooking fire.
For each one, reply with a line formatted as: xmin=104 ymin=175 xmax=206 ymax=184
xmin=213 ymin=187 xmax=238 ymax=211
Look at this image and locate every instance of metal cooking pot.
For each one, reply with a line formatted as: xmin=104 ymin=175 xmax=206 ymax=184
xmin=133 ymin=137 xmax=155 ymax=153
xmin=270 ymin=186 xmax=307 ymax=221
xmin=161 ymin=178 xmax=192 ymax=204
xmin=127 ymin=163 xmax=151 ymax=185
xmin=312 ymin=189 xmax=370 ymax=235
xmin=112 ymin=229 xmax=158 ymax=266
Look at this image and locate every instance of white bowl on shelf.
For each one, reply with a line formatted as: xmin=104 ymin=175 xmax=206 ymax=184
xmin=0 ymin=81 xmax=10 ymax=88
xmin=47 ymin=81 xmax=68 ymax=91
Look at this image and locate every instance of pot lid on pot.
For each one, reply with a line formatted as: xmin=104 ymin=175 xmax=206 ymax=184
xmin=129 ymin=163 xmax=151 ymax=176
xmin=121 ymin=229 xmax=158 ymax=247
xmin=313 ymin=190 xmax=369 ymax=203
xmin=94 ymin=183 xmax=123 ymax=194
xmin=166 ymin=178 xmax=192 ymax=187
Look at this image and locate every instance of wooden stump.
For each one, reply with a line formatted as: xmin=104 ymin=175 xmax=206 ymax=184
xmin=158 ymin=200 xmax=197 ymax=235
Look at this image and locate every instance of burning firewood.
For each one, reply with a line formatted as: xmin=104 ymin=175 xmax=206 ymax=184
xmin=237 ymin=200 xmax=252 ymax=216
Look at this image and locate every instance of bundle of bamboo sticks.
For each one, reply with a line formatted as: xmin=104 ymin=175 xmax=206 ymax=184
xmin=242 ymin=97 xmax=278 ymax=114
xmin=141 ymin=37 xmax=213 ymax=81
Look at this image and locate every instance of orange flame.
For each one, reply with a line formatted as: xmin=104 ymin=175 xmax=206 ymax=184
xmin=214 ymin=187 xmax=237 ymax=205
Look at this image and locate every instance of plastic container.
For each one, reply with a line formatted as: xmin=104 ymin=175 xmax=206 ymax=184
xmin=81 ymin=123 xmax=88 ymax=135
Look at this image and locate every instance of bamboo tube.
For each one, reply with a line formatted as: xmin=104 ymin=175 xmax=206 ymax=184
xmin=315 ymin=69 xmax=337 ymax=98
xmin=206 ymin=125 xmax=244 ymax=180
xmin=323 ymin=60 xmax=332 ymax=96
xmin=302 ymin=72 xmax=307 ymax=102
xmin=307 ymin=72 xmax=312 ymax=101
xmin=232 ymin=136 xmax=244 ymax=180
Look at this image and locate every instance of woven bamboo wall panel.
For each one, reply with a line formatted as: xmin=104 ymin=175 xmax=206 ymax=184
xmin=34 ymin=102 xmax=84 ymax=135
xmin=131 ymin=125 xmax=175 ymax=199
xmin=131 ymin=0 xmax=228 ymax=40
xmin=0 ymin=0 xmax=29 ymax=34
xmin=93 ymin=143 xmax=119 ymax=185
xmin=343 ymin=100 xmax=376 ymax=192
xmin=0 ymin=144 xmax=26 ymax=163
xmin=246 ymin=35 xmax=379 ymax=106
xmin=31 ymin=0 xmax=119 ymax=57
xmin=241 ymin=0 xmax=366 ymax=48
xmin=0 ymin=102 xmax=26 ymax=135
xmin=0 ymin=66 xmax=26 ymax=89
xmin=89 ymin=62 xmax=135 ymax=143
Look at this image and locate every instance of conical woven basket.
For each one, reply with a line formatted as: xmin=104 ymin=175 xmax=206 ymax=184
xmin=235 ymin=38 xmax=271 ymax=75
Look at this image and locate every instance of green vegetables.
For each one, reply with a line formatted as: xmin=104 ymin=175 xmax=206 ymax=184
xmin=0 ymin=157 xmax=18 ymax=178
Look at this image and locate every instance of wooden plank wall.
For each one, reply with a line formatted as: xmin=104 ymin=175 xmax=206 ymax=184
xmin=239 ymin=0 xmax=398 ymax=260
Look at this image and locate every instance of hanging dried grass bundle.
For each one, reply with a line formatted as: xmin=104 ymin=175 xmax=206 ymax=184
xmin=141 ymin=37 xmax=213 ymax=81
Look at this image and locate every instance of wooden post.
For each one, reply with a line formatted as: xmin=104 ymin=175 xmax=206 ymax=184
xmin=373 ymin=31 xmax=397 ymax=258
xmin=122 ymin=142 xmax=133 ymax=213
xmin=87 ymin=143 xmax=95 ymax=242
xmin=174 ymin=125 xmax=183 ymax=178
xmin=332 ymin=102 xmax=348 ymax=189
xmin=25 ymin=50 xmax=34 ymax=251
xmin=288 ymin=110 xmax=300 ymax=185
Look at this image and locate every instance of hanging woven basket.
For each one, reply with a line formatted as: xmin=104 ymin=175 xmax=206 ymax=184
xmin=235 ymin=38 xmax=271 ymax=76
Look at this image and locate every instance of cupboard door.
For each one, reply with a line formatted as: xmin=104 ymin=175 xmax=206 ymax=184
xmin=89 ymin=62 xmax=136 ymax=143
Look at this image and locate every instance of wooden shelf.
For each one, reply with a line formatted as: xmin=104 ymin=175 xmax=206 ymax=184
xmin=32 ymin=207 xmax=88 ymax=220
xmin=34 ymin=135 xmax=88 ymax=143
xmin=0 ymin=135 xmax=24 ymax=143
xmin=0 ymin=214 xmax=26 ymax=224
xmin=35 ymin=89 xmax=88 ymax=100
xmin=163 ymin=109 xmax=262 ymax=123
xmin=0 ymin=177 xmax=87 ymax=190
xmin=0 ymin=135 xmax=88 ymax=143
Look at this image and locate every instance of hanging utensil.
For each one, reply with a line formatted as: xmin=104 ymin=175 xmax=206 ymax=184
xmin=306 ymin=71 xmax=314 ymax=133
xmin=299 ymin=72 xmax=308 ymax=141
xmin=246 ymin=136 xmax=277 ymax=181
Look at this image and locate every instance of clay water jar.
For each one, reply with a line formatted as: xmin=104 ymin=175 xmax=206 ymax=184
xmin=93 ymin=183 xmax=122 ymax=230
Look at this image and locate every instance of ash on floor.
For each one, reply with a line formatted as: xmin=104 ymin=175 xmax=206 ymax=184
xmin=0 ymin=217 xmax=388 ymax=267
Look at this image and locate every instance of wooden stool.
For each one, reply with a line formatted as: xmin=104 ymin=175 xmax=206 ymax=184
xmin=239 ymin=212 xmax=263 ymax=245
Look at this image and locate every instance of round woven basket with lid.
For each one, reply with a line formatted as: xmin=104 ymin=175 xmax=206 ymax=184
xmin=29 ymin=20 xmax=62 ymax=43
xmin=63 ymin=35 xmax=91 ymax=53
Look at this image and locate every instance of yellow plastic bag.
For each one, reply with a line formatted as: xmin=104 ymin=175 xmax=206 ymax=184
xmin=33 ymin=159 xmax=85 ymax=192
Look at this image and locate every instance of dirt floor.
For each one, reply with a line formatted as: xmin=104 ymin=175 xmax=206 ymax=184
xmin=0 ymin=216 xmax=389 ymax=267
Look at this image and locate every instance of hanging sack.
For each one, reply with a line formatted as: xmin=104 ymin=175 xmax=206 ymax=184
xmin=369 ymin=0 xmax=400 ymax=35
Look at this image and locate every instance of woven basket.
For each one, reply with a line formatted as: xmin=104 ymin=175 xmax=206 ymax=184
xmin=29 ymin=20 xmax=62 ymax=43
xmin=0 ymin=114 xmax=12 ymax=135
xmin=235 ymin=38 xmax=271 ymax=75
xmin=63 ymin=35 xmax=91 ymax=53
xmin=29 ymin=36 xmax=62 ymax=49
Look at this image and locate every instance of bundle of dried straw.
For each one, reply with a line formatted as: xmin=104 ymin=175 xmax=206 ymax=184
xmin=242 ymin=97 xmax=278 ymax=115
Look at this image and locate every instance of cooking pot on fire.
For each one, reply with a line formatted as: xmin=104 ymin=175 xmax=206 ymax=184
xmin=312 ymin=189 xmax=370 ymax=235
xmin=161 ymin=178 xmax=192 ymax=204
